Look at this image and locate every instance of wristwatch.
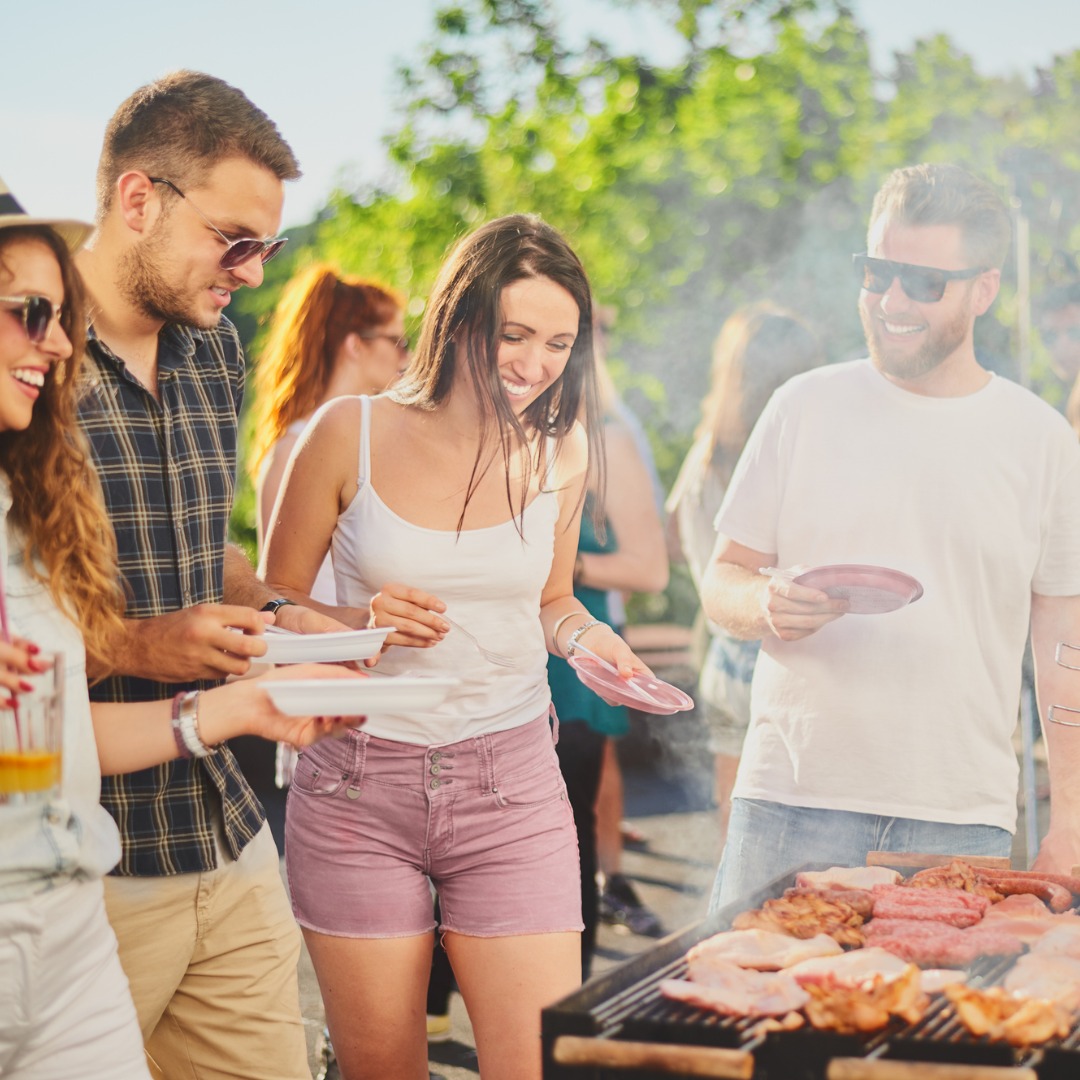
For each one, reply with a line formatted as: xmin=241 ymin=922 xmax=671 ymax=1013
xmin=260 ymin=598 xmax=297 ymax=615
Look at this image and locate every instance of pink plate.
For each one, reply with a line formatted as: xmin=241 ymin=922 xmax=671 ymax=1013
xmin=569 ymin=657 xmax=694 ymax=715
xmin=792 ymin=564 xmax=923 ymax=614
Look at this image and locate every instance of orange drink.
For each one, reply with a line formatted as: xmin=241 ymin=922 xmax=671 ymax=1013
xmin=0 ymin=749 xmax=61 ymax=794
xmin=0 ymin=650 xmax=62 ymax=804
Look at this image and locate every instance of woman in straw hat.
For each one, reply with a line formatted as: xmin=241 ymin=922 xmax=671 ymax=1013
xmin=0 ymin=179 xmax=362 ymax=1079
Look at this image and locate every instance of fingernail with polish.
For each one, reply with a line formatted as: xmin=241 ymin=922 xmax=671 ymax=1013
xmin=18 ymin=680 xmax=33 ymax=692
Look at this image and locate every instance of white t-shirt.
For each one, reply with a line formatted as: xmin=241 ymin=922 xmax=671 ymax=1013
xmin=715 ymin=360 xmax=1080 ymax=832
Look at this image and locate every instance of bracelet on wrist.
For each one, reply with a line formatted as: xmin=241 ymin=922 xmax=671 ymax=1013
xmin=171 ymin=692 xmax=193 ymax=759
xmin=552 ymin=611 xmax=586 ymax=657
xmin=175 ymin=690 xmax=212 ymax=759
xmin=566 ymin=619 xmax=604 ymax=658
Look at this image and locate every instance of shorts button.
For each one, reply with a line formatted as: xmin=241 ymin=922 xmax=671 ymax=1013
xmin=430 ymin=764 xmax=441 ymax=775
xmin=430 ymin=779 xmax=441 ymax=790
xmin=346 ymin=788 xmax=361 ymax=800
xmin=431 ymin=752 xmax=442 ymax=763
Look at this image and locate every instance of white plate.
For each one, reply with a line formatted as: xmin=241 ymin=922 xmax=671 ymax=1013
xmin=254 ymin=627 xmax=394 ymax=664
xmin=262 ymin=676 xmax=460 ymax=716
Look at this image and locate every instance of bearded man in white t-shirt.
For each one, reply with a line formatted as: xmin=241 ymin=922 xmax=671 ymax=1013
xmin=703 ymin=163 xmax=1080 ymax=909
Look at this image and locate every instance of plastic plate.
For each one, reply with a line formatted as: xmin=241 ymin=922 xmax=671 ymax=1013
xmin=254 ymin=627 xmax=394 ymax=665
xmin=569 ymin=657 xmax=694 ymax=715
xmin=262 ymin=675 xmax=459 ymax=716
xmin=792 ymin=564 xmax=923 ymax=614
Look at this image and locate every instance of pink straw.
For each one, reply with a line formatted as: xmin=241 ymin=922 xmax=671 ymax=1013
xmin=0 ymin=559 xmax=23 ymax=752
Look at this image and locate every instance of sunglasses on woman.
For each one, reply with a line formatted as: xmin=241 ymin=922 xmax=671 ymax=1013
xmin=149 ymin=177 xmax=288 ymax=271
xmin=852 ymin=254 xmax=987 ymax=303
xmin=0 ymin=294 xmax=62 ymax=344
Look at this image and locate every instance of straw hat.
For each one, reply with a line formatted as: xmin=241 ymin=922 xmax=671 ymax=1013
xmin=0 ymin=176 xmax=93 ymax=253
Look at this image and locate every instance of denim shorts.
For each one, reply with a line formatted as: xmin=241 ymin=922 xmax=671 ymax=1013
xmin=285 ymin=712 xmax=583 ymax=938
xmin=710 ymin=797 xmax=1013 ymax=912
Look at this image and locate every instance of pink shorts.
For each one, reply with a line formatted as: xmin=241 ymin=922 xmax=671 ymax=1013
xmin=285 ymin=712 xmax=583 ymax=938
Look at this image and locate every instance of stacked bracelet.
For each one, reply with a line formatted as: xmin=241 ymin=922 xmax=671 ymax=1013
xmin=566 ymin=619 xmax=604 ymax=658
xmin=171 ymin=692 xmax=192 ymax=759
xmin=171 ymin=691 xmax=212 ymax=759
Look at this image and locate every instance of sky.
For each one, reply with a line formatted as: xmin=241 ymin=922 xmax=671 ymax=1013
xmin=4 ymin=1 xmax=1080 ymax=230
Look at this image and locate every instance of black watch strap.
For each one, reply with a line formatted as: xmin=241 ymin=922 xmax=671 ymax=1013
xmin=260 ymin=598 xmax=297 ymax=615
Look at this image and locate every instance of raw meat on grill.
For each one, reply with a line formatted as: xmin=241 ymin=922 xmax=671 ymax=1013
xmin=976 ymin=865 xmax=1080 ymax=897
xmin=979 ymin=874 xmax=1073 ymax=912
xmin=795 ymin=866 xmax=901 ymax=890
xmin=870 ymin=885 xmax=988 ymax=927
xmin=905 ymin=860 xmax=1003 ymax=902
xmin=660 ymin=963 xmax=810 ymax=1017
xmin=1028 ymin=920 xmax=1080 ymax=960
xmin=945 ymin=983 xmax=1074 ymax=1046
xmin=865 ymin=918 xmax=1024 ymax=967
xmin=782 ymin=886 xmax=875 ymax=918
xmin=802 ymin=964 xmax=929 ymax=1033
xmin=785 ymin=947 xmax=910 ymax=988
xmin=687 ymin=928 xmax=842 ymax=973
xmin=1002 ymin=952 xmax=1080 ymax=1009
xmin=732 ymin=891 xmax=866 ymax=946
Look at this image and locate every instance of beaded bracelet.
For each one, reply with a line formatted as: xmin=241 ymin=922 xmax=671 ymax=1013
xmin=565 ymin=619 xmax=604 ymax=658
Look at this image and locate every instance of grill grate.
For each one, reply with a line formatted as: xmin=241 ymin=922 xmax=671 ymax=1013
xmin=543 ymin=865 xmax=1080 ymax=1079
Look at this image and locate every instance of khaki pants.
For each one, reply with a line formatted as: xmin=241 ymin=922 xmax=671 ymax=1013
xmin=104 ymin=823 xmax=310 ymax=1080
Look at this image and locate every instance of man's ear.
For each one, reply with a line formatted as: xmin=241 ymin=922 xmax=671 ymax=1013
xmin=114 ymin=172 xmax=160 ymax=236
xmin=973 ymin=268 xmax=1001 ymax=316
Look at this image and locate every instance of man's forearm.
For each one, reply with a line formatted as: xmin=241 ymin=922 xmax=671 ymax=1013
xmin=223 ymin=542 xmax=274 ymax=609
xmin=702 ymin=561 xmax=770 ymax=640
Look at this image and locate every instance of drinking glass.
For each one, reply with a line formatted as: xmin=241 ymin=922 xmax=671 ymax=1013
xmin=0 ymin=650 xmax=63 ymax=803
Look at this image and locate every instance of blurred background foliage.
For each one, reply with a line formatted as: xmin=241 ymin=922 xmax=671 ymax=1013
xmin=233 ymin=0 xmax=1080 ymax=623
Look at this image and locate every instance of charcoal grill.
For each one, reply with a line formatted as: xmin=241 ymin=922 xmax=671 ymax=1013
xmin=542 ymin=864 xmax=1080 ymax=1080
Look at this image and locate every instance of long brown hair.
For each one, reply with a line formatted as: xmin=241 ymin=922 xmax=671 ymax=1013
xmin=248 ymin=264 xmax=403 ymax=477
xmin=392 ymin=214 xmax=603 ymax=532
xmin=0 ymin=228 xmax=124 ymax=673
xmin=696 ymin=303 xmax=823 ymax=485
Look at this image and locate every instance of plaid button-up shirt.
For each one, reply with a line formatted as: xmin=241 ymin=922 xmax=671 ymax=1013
xmin=78 ymin=319 xmax=265 ymax=877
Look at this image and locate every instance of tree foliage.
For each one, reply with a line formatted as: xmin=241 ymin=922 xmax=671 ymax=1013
xmin=231 ymin=0 xmax=1080 ymax=591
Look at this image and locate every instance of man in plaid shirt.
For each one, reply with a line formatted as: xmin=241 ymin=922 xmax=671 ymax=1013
xmin=76 ymin=71 xmax=356 ymax=1079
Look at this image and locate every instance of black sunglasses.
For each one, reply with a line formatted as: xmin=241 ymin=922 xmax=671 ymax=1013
xmin=0 ymin=294 xmax=62 ymax=344
xmin=359 ymin=331 xmax=410 ymax=353
xmin=852 ymin=253 xmax=987 ymax=303
xmin=149 ymin=177 xmax=288 ymax=270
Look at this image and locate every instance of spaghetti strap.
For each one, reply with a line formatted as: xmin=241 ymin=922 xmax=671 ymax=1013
xmin=357 ymin=394 xmax=372 ymax=488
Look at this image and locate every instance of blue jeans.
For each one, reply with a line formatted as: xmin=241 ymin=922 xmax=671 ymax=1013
xmin=710 ymin=798 xmax=1012 ymax=912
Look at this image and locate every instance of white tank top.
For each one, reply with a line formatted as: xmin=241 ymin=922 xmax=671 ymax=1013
xmin=331 ymin=395 xmax=559 ymax=744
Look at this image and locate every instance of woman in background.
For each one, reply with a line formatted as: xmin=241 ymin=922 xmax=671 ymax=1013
xmin=667 ymin=304 xmax=822 ymax=844
xmin=249 ymin=262 xmax=407 ymax=594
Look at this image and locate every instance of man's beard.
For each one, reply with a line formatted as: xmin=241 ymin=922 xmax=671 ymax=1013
xmin=118 ymin=231 xmax=220 ymax=330
xmin=861 ymin=301 xmax=970 ymax=383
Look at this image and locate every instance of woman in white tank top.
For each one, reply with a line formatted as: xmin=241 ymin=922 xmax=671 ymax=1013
xmin=263 ymin=216 xmax=649 ymax=1080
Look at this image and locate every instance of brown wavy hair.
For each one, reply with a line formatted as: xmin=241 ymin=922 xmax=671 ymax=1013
xmin=248 ymin=264 xmax=404 ymax=477
xmin=391 ymin=214 xmax=603 ymax=533
xmin=695 ymin=303 xmax=823 ymax=486
xmin=0 ymin=228 xmax=125 ymax=673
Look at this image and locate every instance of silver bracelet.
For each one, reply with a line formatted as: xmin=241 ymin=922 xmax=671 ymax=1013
xmin=176 ymin=691 xmax=212 ymax=758
xmin=551 ymin=612 xmax=586 ymax=657
xmin=566 ymin=619 xmax=604 ymax=658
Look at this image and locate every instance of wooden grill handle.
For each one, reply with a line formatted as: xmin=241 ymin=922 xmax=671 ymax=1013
xmin=866 ymin=851 xmax=1012 ymax=870
xmin=551 ymin=1035 xmax=754 ymax=1078
xmin=827 ymin=1058 xmax=1037 ymax=1080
